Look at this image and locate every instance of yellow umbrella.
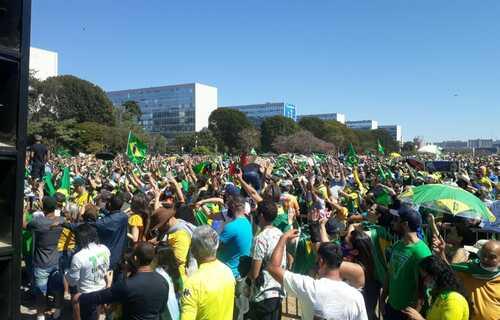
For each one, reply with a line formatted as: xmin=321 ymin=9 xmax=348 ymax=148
xmin=389 ymin=152 xmax=401 ymax=159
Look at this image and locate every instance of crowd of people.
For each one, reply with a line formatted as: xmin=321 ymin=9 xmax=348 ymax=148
xmin=23 ymin=135 xmax=499 ymax=320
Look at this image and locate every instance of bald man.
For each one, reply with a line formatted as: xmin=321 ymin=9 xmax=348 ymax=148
xmin=445 ymin=240 xmax=499 ymax=320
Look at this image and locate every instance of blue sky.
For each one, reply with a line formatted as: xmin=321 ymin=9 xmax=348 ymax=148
xmin=31 ymin=0 xmax=500 ymax=142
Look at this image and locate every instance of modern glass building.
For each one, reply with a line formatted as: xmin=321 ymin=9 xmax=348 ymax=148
xmin=346 ymin=120 xmax=378 ymax=130
xmin=107 ymin=83 xmax=217 ymax=138
xmin=297 ymin=112 xmax=346 ymax=124
xmin=220 ymin=102 xmax=297 ymax=125
xmin=379 ymin=125 xmax=403 ymax=143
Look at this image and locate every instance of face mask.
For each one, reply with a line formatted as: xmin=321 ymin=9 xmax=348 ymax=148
xmin=480 ymin=263 xmax=500 ymax=273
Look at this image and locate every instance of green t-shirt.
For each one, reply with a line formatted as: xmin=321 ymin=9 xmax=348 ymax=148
xmin=21 ymin=212 xmax=33 ymax=257
xmin=388 ymin=239 xmax=432 ymax=310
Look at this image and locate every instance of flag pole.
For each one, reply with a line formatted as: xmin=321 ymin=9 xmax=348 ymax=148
xmin=126 ymin=130 xmax=131 ymax=155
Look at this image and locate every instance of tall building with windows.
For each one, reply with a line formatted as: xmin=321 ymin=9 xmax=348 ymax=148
xmin=107 ymin=83 xmax=217 ymax=138
xmin=221 ymin=102 xmax=297 ymax=125
xmin=346 ymin=120 xmax=378 ymax=130
xmin=297 ymin=112 xmax=346 ymax=124
xmin=379 ymin=125 xmax=402 ymax=143
xmin=467 ymin=139 xmax=493 ymax=148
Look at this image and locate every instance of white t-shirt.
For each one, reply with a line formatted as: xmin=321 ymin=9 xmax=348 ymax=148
xmin=283 ymin=271 xmax=368 ymax=320
xmin=67 ymin=242 xmax=110 ymax=293
xmin=251 ymin=226 xmax=286 ymax=302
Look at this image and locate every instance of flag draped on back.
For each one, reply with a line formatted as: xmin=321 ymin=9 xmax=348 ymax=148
xmin=346 ymin=144 xmax=358 ymax=167
xmin=126 ymin=131 xmax=147 ymax=164
xmin=56 ymin=167 xmax=71 ymax=198
xmin=377 ymin=139 xmax=385 ymax=156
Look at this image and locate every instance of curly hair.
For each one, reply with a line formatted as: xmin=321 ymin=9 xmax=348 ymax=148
xmin=419 ymin=255 xmax=470 ymax=305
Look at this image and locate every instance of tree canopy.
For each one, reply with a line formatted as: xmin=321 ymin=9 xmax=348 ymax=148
xmin=208 ymin=108 xmax=253 ymax=153
xmin=260 ymin=116 xmax=300 ymax=152
xmin=35 ymin=75 xmax=115 ymax=125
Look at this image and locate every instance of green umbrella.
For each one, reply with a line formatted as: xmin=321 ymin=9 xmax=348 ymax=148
xmin=400 ymin=184 xmax=495 ymax=222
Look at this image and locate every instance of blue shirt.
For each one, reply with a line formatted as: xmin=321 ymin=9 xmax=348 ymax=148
xmin=217 ymin=216 xmax=253 ymax=277
xmin=93 ymin=210 xmax=129 ymax=269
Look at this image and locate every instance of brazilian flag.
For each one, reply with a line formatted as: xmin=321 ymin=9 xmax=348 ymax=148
xmin=43 ymin=172 xmax=56 ymax=197
xmin=126 ymin=131 xmax=147 ymax=164
xmin=292 ymin=226 xmax=317 ymax=275
xmin=377 ymin=139 xmax=385 ymax=156
xmin=56 ymin=167 xmax=71 ymax=198
xmin=346 ymin=143 xmax=359 ymax=167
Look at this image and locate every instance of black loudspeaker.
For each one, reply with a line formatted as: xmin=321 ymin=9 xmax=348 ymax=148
xmin=0 ymin=0 xmax=31 ymax=318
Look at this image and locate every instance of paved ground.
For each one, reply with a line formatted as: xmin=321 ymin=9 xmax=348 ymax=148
xmin=21 ymin=286 xmax=301 ymax=320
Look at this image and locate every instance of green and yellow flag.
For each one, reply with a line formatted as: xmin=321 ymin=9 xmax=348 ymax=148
xmin=56 ymin=167 xmax=71 ymax=198
xmin=377 ymin=139 xmax=385 ymax=156
xmin=126 ymin=131 xmax=147 ymax=164
xmin=346 ymin=143 xmax=359 ymax=167
xmin=43 ymin=172 xmax=56 ymax=197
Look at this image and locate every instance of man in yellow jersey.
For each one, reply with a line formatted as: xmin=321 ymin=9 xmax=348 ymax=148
xmin=73 ymin=178 xmax=92 ymax=209
xmin=181 ymin=225 xmax=235 ymax=320
xmin=151 ymin=207 xmax=196 ymax=285
xmin=434 ymin=238 xmax=500 ymax=320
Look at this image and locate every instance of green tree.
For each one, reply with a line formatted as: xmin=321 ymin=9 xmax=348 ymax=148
xmin=38 ymin=75 xmax=115 ymax=125
xmin=239 ymin=127 xmax=261 ymax=153
xmin=298 ymin=117 xmax=329 ymax=140
xmin=273 ymin=130 xmax=334 ymax=154
xmin=122 ymin=100 xmax=142 ymax=122
xmin=208 ymin=108 xmax=252 ymax=153
xmin=260 ymin=116 xmax=300 ymax=151
xmin=28 ymin=117 xmax=80 ymax=151
xmin=402 ymin=141 xmax=416 ymax=153
xmin=174 ymin=129 xmax=217 ymax=153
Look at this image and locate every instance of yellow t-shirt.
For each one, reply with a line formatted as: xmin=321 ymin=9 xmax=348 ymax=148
xmin=168 ymin=229 xmax=192 ymax=284
xmin=426 ymin=291 xmax=469 ymax=320
xmin=181 ymin=260 xmax=235 ymax=320
xmin=57 ymin=227 xmax=76 ymax=251
xmin=74 ymin=192 xmax=92 ymax=207
xmin=336 ymin=206 xmax=349 ymax=221
xmin=478 ymin=177 xmax=493 ymax=191
xmin=457 ymin=272 xmax=500 ymax=320
xmin=282 ymin=193 xmax=300 ymax=214
xmin=315 ymin=184 xmax=328 ymax=200
xmin=128 ymin=214 xmax=144 ymax=227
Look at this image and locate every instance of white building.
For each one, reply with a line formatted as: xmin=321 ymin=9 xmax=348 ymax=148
xmin=29 ymin=47 xmax=58 ymax=80
xmin=379 ymin=125 xmax=402 ymax=143
xmin=220 ymin=102 xmax=297 ymax=125
xmin=467 ymin=139 xmax=493 ymax=149
xmin=297 ymin=113 xmax=346 ymax=124
xmin=107 ymin=83 xmax=217 ymax=138
xmin=346 ymin=120 xmax=378 ymax=130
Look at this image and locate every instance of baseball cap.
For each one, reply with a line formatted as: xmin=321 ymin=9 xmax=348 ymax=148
xmin=151 ymin=207 xmax=176 ymax=231
xmin=464 ymin=239 xmax=488 ymax=254
xmin=391 ymin=206 xmax=422 ymax=231
xmin=224 ymin=183 xmax=241 ymax=197
xmin=73 ymin=177 xmax=85 ymax=187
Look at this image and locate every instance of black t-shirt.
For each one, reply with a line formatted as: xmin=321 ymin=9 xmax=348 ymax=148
xmin=175 ymin=203 xmax=196 ymax=225
xmin=80 ymin=271 xmax=168 ymax=320
xmin=31 ymin=143 xmax=48 ymax=164
xmin=27 ymin=215 xmax=65 ymax=268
